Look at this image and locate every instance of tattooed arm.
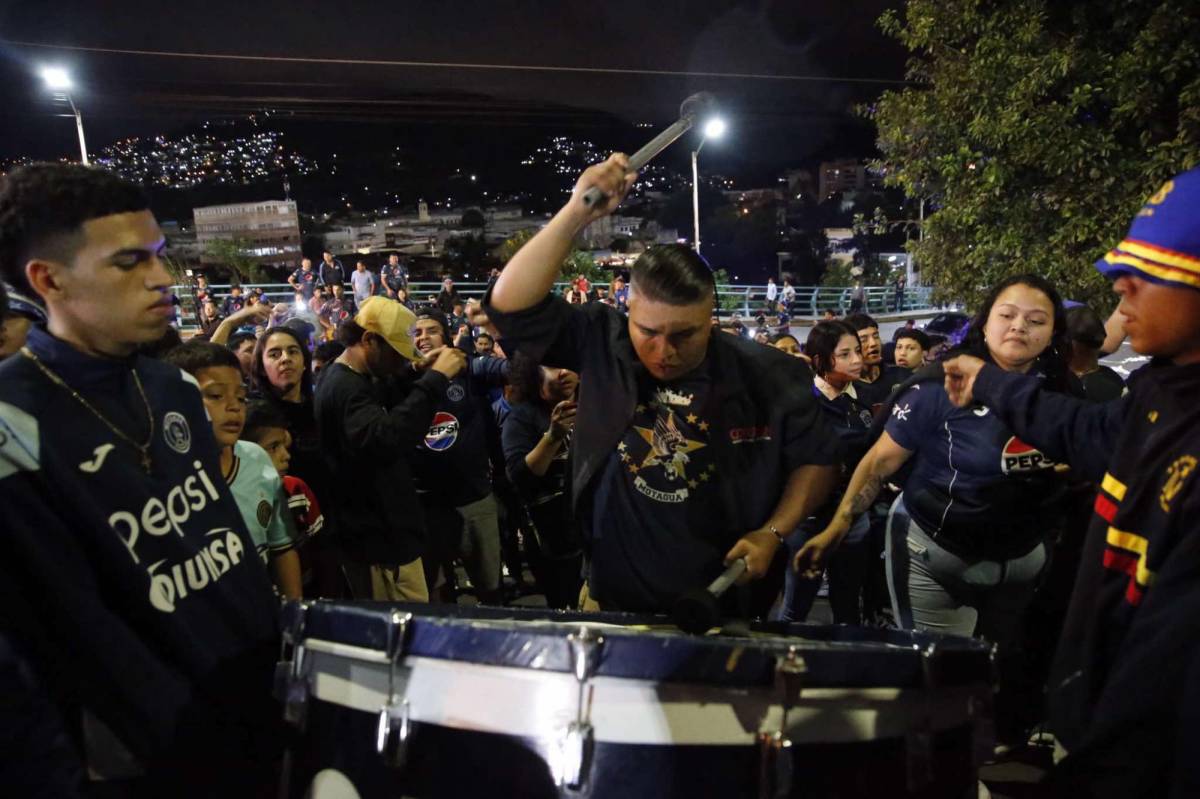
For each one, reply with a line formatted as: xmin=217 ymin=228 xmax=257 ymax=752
xmin=792 ymin=431 xmax=914 ymax=578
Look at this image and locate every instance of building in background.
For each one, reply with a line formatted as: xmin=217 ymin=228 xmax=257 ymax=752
xmin=193 ymin=199 xmax=302 ymax=271
xmin=818 ymin=159 xmax=883 ymax=202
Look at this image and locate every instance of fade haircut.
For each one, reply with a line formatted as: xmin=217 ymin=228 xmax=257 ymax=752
xmin=843 ymin=312 xmax=879 ymax=333
xmin=894 ymin=328 xmax=931 ymax=350
xmin=162 ymin=340 xmax=242 ymax=376
xmin=1063 ymin=305 xmax=1107 ymax=351
xmin=313 ymin=340 xmax=346 ymax=363
xmin=629 ymin=244 xmax=715 ymax=306
xmin=242 ymin=400 xmax=291 ymax=443
xmin=0 ymin=163 xmax=150 ymax=297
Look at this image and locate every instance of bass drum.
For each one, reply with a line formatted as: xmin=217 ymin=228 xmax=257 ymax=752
xmin=278 ymin=602 xmax=994 ymax=799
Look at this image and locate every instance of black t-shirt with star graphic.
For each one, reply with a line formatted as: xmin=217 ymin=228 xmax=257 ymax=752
xmin=588 ymin=366 xmax=730 ymax=612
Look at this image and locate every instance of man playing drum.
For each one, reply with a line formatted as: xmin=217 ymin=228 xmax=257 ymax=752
xmin=485 ymin=154 xmax=842 ymax=614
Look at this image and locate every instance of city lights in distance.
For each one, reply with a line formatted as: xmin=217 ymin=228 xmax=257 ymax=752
xmin=40 ymin=67 xmax=72 ymax=91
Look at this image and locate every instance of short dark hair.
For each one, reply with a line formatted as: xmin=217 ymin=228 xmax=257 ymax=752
xmin=242 ymin=400 xmax=291 ymax=442
xmin=337 ymin=318 xmax=367 ymax=347
xmin=313 ymin=340 xmax=345 ymax=363
xmin=475 ymin=332 xmax=494 ymax=345
xmin=629 ymin=244 xmax=715 ymax=306
xmin=894 ymin=328 xmax=931 ymax=350
xmin=0 ymin=163 xmax=150 ymax=297
xmin=227 ymin=331 xmax=257 ymax=352
xmin=843 ymin=312 xmax=879 ymax=333
xmin=806 ymin=320 xmax=860 ymax=377
xmin=162 ymin=340 xmax=242 ymax=376
xmin=1063 ymin=305 xmax=1107 ymax=350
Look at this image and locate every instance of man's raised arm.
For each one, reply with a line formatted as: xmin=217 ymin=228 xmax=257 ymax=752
xmin=489 ymin=154 xmax=636 ymax=313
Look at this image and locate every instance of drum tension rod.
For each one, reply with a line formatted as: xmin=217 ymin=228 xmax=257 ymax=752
xmin=376 ymin=611 xmax=414 ymax=769
xmin=906 ymin=642 xmax=941 ymax=793
xmin=970 ymin=641 xmax=1000 ymax=769
xmin=758 ymin=645 xmax=806 ymax=799
xmin=559 ymin=626 xmax=605 ymax=792
xmin=275 ymin=599 xmax=312 ymax=729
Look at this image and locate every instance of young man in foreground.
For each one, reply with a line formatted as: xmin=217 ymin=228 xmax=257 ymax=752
xmin=943 ymin=166 xmax=1200 ymax=797
xmin=0 ymin=163 xmax=280 ymax=793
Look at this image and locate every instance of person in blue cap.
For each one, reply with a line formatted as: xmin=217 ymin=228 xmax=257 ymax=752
xmin=942 ymin=165 xmax=1200 ymax=797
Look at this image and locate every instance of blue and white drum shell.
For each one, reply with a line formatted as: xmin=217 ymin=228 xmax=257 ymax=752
xmin=281 ymin=602 xmax=995 ymax=799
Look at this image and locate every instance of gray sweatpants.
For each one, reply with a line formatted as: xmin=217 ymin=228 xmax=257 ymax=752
xmin=885 ymin=495 xmax=1046 ymax=646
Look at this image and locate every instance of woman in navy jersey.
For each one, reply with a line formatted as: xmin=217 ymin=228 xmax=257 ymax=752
xmin=776 ymin=321 xmax=875 ymax=622
xmin=795 ymin=274 xmax=1074 ymax=650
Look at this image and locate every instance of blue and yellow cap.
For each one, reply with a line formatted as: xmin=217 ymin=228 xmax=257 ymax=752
xmin=1096 ymin=166 xmax=1200 ymax=291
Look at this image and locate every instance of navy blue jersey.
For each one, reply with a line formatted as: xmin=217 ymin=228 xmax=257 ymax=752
xmin=380 ymin=263 xmax=408 ymax=292
xmin=289 ymin=267 xmax=318 ymax=299
xmin=885 ymin=376 xmax=1064 ymax=559
xmin=413 ymin=355 xmax=509 ymax=507
xmin=0 ymin=327 xmax=279 ymax=767
xmin=220 ymin=295 xmax=245 ymax=317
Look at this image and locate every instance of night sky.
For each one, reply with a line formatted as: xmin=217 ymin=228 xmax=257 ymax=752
xmin=0 ymin=0 xmax=907 ymax=178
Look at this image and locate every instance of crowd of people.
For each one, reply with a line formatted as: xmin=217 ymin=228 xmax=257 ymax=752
xmin=0 ymin=154 xmax=1198 ymax=798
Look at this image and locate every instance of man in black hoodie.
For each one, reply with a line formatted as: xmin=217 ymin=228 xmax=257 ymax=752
xmin=944 ymin=166 xmax=1200 ymax=797
xmin=315 ymin=297 xmax=465 ymax=600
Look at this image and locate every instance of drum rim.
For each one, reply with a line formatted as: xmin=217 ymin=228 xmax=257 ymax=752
xmin=288 ymin=601 xmax=994 ymax=690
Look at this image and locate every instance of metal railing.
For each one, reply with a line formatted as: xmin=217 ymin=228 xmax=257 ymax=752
xmin=175 ymin=281 xmax=938 ymax=324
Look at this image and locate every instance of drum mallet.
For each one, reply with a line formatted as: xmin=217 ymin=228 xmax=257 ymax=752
xmin=580 ymin=92 xmax=718 ymax=208
xmin=672 ymin=557 xmax=748 ymax=635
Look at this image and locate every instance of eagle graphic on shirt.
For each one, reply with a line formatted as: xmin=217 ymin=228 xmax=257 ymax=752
xmin=619 ymin=393 xmax=715 ymax=503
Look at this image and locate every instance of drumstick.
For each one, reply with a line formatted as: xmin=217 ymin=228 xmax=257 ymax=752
xmin=672 ymin=557 xmax=747 ymax=635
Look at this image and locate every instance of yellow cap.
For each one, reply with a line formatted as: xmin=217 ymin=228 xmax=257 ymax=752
xmin=354 ymin=296 xmax=419 ymax=361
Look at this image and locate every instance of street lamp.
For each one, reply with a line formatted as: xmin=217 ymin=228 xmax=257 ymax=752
xmin=692 ymin=117 xmax=726 ymax=254
xmin=40 ymin=67 xmax=89 ymax=165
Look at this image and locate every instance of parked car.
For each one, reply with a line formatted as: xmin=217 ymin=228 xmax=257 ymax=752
xmin=922 ymin=311 xmax=971 ymax=359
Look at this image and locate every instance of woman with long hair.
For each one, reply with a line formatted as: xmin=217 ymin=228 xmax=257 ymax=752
xmin=794 ymin=273 xmax=1074 ymax=738
xmin=501 ymin=353 xmax=583 ymax=609
xmin=775 ymin=321 xmax=874 ymax=623
xmin=252 ymin=325 xmax=342 ymax=596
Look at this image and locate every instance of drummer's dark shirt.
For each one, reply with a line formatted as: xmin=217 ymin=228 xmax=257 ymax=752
xmin=590 ymin=365 xmax=726 ymax=611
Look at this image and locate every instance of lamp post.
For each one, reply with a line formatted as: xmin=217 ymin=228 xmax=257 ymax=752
xmin=691 ymin=117 xmax=726 ymax=254
xmin=40 ymin=67 xmax=89 ymax=165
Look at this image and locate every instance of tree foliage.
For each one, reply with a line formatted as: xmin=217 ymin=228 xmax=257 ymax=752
xmin=872 ymin=0 xmax=1200 ymax=309
xmin=203 ymin=237 xmax=268 ymax=284
xmin=498 ymin=228 xmax=605 ymax=283
xmin=460 ymin=208 xmax=486 ymax=229
xmin=443 ymin=232 xmax=496 ymax=278
xmin=702 ymin=205 xmax=781 ymax=281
